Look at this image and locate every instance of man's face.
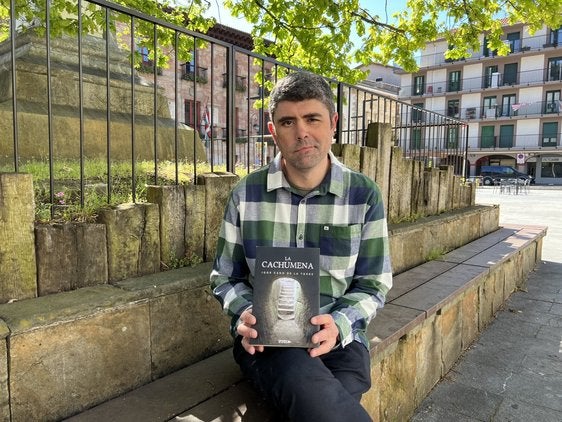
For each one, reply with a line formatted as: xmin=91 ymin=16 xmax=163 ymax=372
xmin=268 ymin=99 xmax=338 ymax=176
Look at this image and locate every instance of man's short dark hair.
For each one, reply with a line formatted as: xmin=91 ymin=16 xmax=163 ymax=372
xmin=268 ymin=71 xmax=335 ymax=120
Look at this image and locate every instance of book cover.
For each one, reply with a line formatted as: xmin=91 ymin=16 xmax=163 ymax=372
xmin=250 ymin=246 xmax=320 ymax=348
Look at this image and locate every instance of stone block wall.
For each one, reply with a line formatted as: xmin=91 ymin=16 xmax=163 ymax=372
xmin=0 ymin=204 xmax=500 ymax=421
xmin=364 ymin=234 xmax=543 ymax=421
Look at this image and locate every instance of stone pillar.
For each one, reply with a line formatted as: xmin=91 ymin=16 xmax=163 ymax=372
xmin=184 ymin=184 xmax=206 ymax=262
xmin=423 ymin=168 xmax=440 ymax=217
xmin=340 ymin=144 xmax=361 ymax=172
xmin=98 ymin=203 xmax=160 ymax=282
xmin=35 ymin=223 xmax=108 ymax=295
xmin=364 ymin=122 xmax=392 ymax=215
xmin=388 ymin=147 xmax=413 ymax=223
xmin=147 ymin=185 xmax=186 ymax=267
xmin=0 ymin=320 xmax=9 ymax=421
xmin=197 ymin=172 xmax=239 ymax=262
xmin=360 ymin=146 xmax=377 ymax=182
xmin=0 ymin=173 xmax=37 ymax=303
xmin=411 ymin=160 xmax=425 ymax=216
xmin=439 ymin=165 xmax=454 ymax=211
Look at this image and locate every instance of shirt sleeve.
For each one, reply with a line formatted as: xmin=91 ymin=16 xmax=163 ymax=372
xmin=210 ymin=191 xmax=253 ymax=337
xmin=331 ymin=185 xmax=393 ymax=347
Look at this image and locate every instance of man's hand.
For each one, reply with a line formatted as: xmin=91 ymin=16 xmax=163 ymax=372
xmin=237 ymin=309 xmax=265 ymax=355
xmin=309 ymin=314 xmax=339 ymax=357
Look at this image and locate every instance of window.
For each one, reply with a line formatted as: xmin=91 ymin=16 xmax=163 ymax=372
xmin=501 ymin=94 xmax=517 ymax=117
xmin=445 ymin=127 xmax=459 ymax=149
xmin=548 ymin=27 xmax=562 ymax=46
xmin=499 ymin=125 xmax=514 ymax=148
xmin=184 ymin=99 xmax=201 ymax=128
xmin=411 ymin=102 xmax=424 ymax=123
xmin=410 ymin=128 xmax=424 ymax=150
xmin=447 ymin=99 xmax=460 ymax=118
xmin=542 ymin=122 xmax=558 ymax=146
xmin=136 ymin=46 xmax=161 ymax=74
xmin=484 ymin=65 xmax=499 ymax=88
xmin=482 ymin=36 xmax=495 ymax=57
xmin=413 ymin=75 xmax=425 ymax=96
xmin=545 ymin=90 xmax=560 ymax=113
xmin=181 ymin=51 xmax=208 ymax=83
xmin=448 ymin=71 xmax=461 ymax=92
xmin=483 ymin=96 xmax=497 ymax=118
xmin=503 ymin=63 xmax=518 ymax=85
xmin=541 ymin=161 xmax=562 ymax=178
xmin=138 ymin=46 xmax=150 ymax=64
xmin=547 ymin=57 xmax=562 ymax=81
xmin=481 ymin=126 xmax=495 ymax=148
xmin=506 ymin=32 xmax=521 ymax=53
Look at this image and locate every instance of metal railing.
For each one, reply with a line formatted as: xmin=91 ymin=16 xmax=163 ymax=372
xmin=400 ymin=67 xmax=562 ymax=98
xmin=466 ymin=133 xmax=562 ymax=150
xmin=411 ymin=100 xmax=562 ymax=121
xmin=0 ymin=0 xmax=467 ymax=218
xmin=411 ymin=30 xmax=562 ymax=69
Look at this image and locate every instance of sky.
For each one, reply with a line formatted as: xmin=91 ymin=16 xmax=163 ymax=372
xmin=205 ymin=0 xmax=409 ymax=33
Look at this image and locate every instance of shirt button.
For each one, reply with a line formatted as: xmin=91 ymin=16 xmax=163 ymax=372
xmin=298 ymin=234 xmax=304 ymax=240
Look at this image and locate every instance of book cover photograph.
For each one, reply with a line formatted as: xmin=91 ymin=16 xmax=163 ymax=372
xmin=250 ymin=246 xmax=320 ymax=348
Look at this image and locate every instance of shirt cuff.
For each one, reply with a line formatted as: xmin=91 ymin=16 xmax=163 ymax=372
xmin=332 ymin=311 xmax=354 ymax=348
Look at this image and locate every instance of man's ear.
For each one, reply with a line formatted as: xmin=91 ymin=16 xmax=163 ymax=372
xmin=331 ymin=112 xmax=339 ymax=131
xmin=267 ymin=121 xmax=277 ymax=143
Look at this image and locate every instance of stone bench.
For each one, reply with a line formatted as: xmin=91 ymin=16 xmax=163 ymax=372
xmin=64 ymin=224 xmax=546 ymax=422
xmin=0 ymin=205 xmax=502 ymax=421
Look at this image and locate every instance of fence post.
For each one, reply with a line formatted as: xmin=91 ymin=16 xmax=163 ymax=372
xmin=0 ymin=173 xmax=37 ymax=303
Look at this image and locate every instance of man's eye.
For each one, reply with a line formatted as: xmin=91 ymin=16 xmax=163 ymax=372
xmin=281 ymin=120 xmax=293 ymax=126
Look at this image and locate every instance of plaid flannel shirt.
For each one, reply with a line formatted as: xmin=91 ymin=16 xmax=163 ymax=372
xmin=210 ymin=151 xmax=393 ymax=348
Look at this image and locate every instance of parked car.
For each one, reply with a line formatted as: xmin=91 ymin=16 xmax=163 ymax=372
xmin=478 ymin=165 xmax=534 ymax=186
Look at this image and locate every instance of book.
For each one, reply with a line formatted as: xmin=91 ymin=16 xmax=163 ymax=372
xmin=250 ymin=246 xmax=320 ymax=348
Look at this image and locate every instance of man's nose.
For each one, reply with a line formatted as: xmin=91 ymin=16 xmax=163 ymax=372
xmin=295 ymin=120 xmax=308 ymax=139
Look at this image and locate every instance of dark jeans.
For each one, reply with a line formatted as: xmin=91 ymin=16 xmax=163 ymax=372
xmin=233 ymin=336 xmax=373 ymax=422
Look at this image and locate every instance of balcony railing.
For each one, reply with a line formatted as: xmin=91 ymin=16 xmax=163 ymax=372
xmin=466 ymin=133 xmax=561 ymax=150
xmin=181 ymin=63 xmax=208 ymax=83
xmin=401 ymin=67 xmax=562 ymax=98
xmin=411 ymin=31 xmax=562 ymax=68
xmin=421 ymin=100 xmax=562 ymax=121
xmin=222 ymin=73 xmax=247 ymax=92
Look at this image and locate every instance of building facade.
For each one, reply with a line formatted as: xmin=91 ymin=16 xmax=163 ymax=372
xmin=398 ymin=21 xmax=562 ymax=185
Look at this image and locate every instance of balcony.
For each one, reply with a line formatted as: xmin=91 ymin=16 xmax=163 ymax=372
xmin=222 ymin=73 xmax=248 ymax=92
xmin=410 ymin=31 xmax=561 ymax=69
xmin=466 ymin=132 xmax=561 ymax=150
xmin=138 ymin=60 xmax=163 ymax=75
xmin=400 ymin=67 xmax=560 ymax=98
xmin=418 ymin=100 xmax=561 ymax=121
xmin=181 ymin=63 xmax=208 ymax=83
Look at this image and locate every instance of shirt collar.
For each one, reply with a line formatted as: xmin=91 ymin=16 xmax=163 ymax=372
xmin=266 ymin=150 xmax=345 ymax=197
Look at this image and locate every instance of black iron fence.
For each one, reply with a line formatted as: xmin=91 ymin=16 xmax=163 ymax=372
xmin=0 ymin=0 xmax=467 ymax=220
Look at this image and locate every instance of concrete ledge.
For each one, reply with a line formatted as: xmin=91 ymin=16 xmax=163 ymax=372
xmin=65 ymin=224 xmax=546 ymax=422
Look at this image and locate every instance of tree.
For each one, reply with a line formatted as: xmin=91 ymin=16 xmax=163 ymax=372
xmin=2 ymin=0 xmax=561 ymax=84
xmin=225 ymin=0 xmax=562 ymax=83
xmin=0 ymin=0 xmax=214 ymax=67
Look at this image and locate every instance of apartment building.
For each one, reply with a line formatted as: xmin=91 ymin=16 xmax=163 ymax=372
xmin=398 ymin=20 xmax=562 ymax=185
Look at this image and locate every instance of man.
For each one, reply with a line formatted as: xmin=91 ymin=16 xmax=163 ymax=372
xmin=210 ymin=71 xmax=392 ymax=421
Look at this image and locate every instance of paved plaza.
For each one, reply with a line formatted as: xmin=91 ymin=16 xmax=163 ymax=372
xmin=410 ymin=186 xmax=562 ymax=421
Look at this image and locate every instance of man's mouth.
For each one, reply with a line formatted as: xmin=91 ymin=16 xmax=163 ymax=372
xmin=296 ymin=145 xmax=315 ymax=153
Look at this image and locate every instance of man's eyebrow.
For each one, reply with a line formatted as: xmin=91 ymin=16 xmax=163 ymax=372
xmin=276 ymin=112 xmax=323 ymax=123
